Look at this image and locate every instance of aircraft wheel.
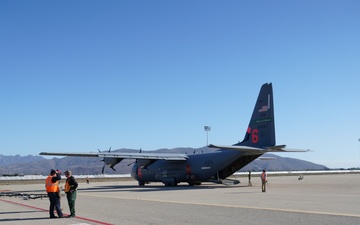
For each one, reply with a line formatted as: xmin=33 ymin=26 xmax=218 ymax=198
xmin=164 ymin=182 xmax=177 ymax=186
xmin=172 ymin=179 xmax=178 ymax=186
xmin=138 ymin=181 xmax=145 ymax=186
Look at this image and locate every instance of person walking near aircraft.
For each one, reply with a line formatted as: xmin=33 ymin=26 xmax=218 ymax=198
xmin=261 ymin=169 xmax=267 ymax=192
xmin=64 ymin=170 xmax=78 ymax=218
xmin=248 ymin=171 xmax=252 ymax=186
xmin=45 ymin=169 xmax=64 ymax=218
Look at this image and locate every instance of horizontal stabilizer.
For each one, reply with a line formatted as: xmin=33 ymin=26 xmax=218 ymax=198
xmin=208 ymin=144 xmax=310 ymax=153
xmin=258 ymin=156 xmax=277 ymax=160
xmin=208 ymin=144 xmax=263 ymax=152
xmin=265 ymin=145 xmax=311 ymax=152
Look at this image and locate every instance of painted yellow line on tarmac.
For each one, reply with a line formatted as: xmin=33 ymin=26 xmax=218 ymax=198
xmin=80 ymin=193 xmax=360 ymax=219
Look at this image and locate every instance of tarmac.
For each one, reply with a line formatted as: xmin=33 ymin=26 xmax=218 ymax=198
xmin=1 ymin=173 xmax=359 ymax=225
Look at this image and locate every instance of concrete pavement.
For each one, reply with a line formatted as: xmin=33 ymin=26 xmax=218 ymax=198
xmin=1 ymin=173 xmax=359 ymax=225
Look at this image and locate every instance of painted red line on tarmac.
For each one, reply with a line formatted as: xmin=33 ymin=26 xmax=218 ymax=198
xmin=0 ymin=198 xmax=113 ymax=225
xmin=70 ymin=215 xmax=114 ymax=225
xmin=0 ymin=198 xmax=48 ymax=212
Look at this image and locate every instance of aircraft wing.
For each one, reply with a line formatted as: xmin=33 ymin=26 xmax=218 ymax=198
xmin=39 ymin=152 xmax=188 ymax=161
xmin=208 ymin=144 xmax=310 ymax=153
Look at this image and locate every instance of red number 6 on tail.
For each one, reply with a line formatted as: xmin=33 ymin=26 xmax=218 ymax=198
xmin=252 ymin=129 xmax=259 ymax=143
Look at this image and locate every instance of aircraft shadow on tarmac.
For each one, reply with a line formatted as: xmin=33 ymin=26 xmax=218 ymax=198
xmin=78 ymin=183 xmax=249 ymax=193
xmin=0 ymin=217 xmax=52 ymax=222
xmin=0 ymin=210 xmax=40 ymax=215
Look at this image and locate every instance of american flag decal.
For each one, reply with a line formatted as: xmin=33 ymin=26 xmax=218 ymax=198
xmin=258 ymin=105 xmax=268 ymax=112
xmin=258 ymin=94 xmax=271 ymax=112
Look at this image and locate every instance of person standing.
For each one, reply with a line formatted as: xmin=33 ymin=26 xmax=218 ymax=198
xmin=248 ymin=171 xmax=252 ymax=186
xmin=261 ymin=169 xmax=267 ymax=192
xmin=64 ymin=170 xmax=78 ymax=218
xmin=45 ymin=169 xmax=64 ymax=218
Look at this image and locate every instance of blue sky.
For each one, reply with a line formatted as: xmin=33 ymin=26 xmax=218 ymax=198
xmin=1 ymin=1 xmax=359 ymax=168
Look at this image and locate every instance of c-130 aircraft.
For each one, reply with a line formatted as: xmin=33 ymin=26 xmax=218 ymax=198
xmin=40 ymin=83 xmax=308 ymax=186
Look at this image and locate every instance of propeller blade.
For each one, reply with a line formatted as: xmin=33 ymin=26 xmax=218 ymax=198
xmin=101 ymin=164 xmax=105 ymax=174
xmin=98 ymin=147 xmax=112 ymax=174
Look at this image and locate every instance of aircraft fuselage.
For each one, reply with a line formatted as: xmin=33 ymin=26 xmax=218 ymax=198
xmin=131 ymin=150 xmax=254 ymax=186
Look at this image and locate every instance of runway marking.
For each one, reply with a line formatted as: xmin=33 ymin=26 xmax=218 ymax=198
xmin=0 ymin=198 xmax=114 ymax=225
xmin=0 ymin=198 xmax=48 ymax=212
xmin=80 ymin=193 xmax=360 ymax=218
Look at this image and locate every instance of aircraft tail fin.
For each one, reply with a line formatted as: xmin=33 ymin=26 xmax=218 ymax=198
xmin=237 ymin=83 xmax=275 ymax=148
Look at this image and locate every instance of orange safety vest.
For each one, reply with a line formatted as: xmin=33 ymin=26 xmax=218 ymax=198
xmin=64 ymin=179 xmax=77 ymax=192
xmin=261 ymin=172 xmax=267 ymax=181
xmin=45 ymin=175 xmax=59 ymax=193
xmin=64 ymin=180 xmax=70 ymax=192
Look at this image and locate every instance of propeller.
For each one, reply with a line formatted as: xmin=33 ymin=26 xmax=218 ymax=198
xmin=98 ymin=147 xmax=112 ymax=174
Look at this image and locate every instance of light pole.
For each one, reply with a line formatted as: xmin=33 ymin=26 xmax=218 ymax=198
xmin=204 ymin=126 xmax=211 ymax=146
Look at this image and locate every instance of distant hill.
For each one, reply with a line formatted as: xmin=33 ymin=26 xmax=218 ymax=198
xmin=0 ymin=147 xmax=328 ymax=176
xmin=0 ymin=154 xmax=44 ymax=166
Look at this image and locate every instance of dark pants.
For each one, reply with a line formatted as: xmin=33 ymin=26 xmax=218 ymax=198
xmin=48 ymin=192 xmax=63 ymax=218
xmin=262 ymin=180 xmax=267 ymax=192
xmin=66 ymin=190 xmax=77 ymax=216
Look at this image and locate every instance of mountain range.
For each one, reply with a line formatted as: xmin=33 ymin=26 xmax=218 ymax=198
xmin=0 ymin=147 xmax=328 ymax=176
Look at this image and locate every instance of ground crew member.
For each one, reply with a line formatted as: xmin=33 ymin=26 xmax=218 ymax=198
xmin=261 ymin=169 xmax=267 ymax=192
xmin=45 ymin=169 xmax=64 ymax=218
xmin=248 ymin=171 xmax=252 ymax=186
xmin=64 ymin=170 xmax=78 ymax=218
